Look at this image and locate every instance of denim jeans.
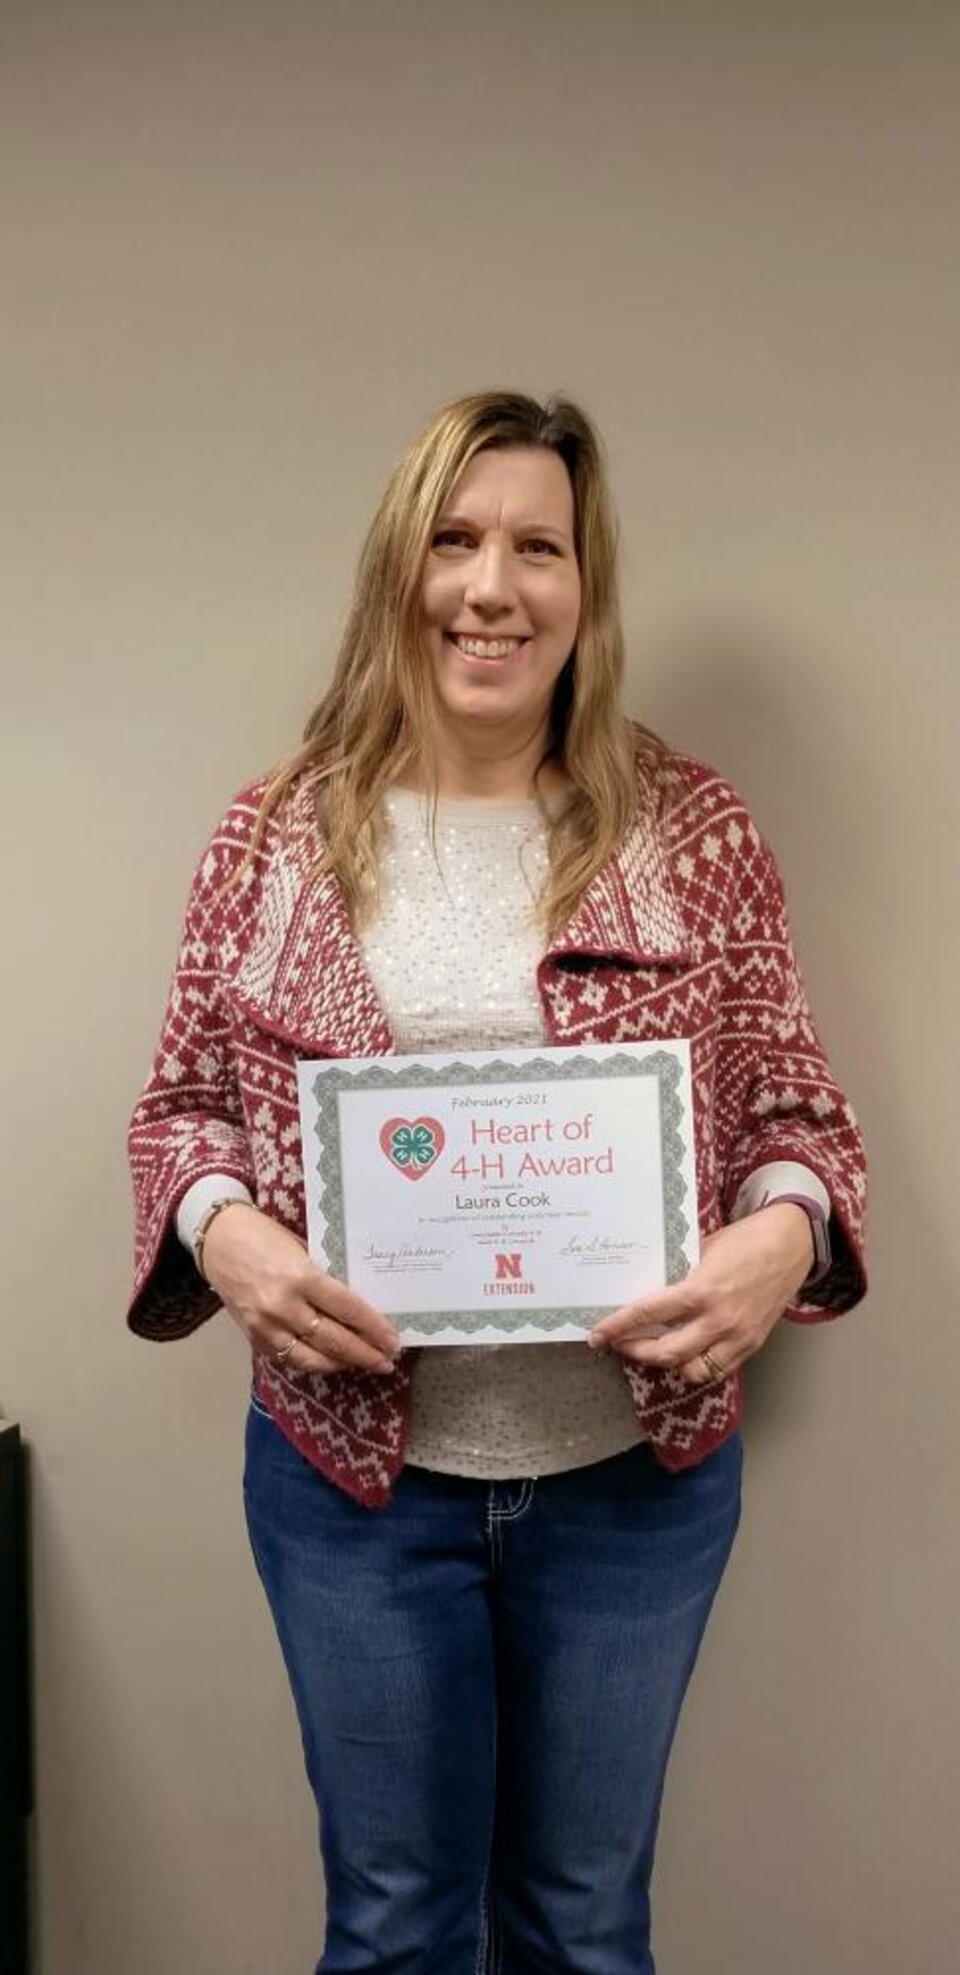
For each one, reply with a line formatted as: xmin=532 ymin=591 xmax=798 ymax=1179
xmin=244 ymin=1398 xmax=742 ymax=1975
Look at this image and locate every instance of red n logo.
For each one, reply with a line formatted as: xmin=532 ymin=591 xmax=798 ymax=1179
xmin=494 ymin=1253 xmax=523 ymax=1280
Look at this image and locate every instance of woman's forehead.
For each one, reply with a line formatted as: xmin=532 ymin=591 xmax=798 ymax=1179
xmin=441 ymin=445 xmax=574 ymax=529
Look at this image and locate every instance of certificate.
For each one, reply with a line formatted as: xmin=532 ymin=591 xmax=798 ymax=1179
xmin=296 ymin=1042 xmax=698 ymax=1345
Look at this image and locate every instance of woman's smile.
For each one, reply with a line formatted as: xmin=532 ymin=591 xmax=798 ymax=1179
xmin=444 ymin=632 xmax=532 ymax=662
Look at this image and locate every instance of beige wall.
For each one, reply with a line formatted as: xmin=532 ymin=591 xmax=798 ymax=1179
xmin=2 ymin=3 xmax=957 ymax=1969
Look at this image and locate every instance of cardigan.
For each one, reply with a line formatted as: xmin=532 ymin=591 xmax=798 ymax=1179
xmin=127 ymin=747 xmax=868 ymax=1509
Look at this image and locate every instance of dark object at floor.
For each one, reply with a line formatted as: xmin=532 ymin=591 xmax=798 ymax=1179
xmin=0 ymin=1420 xmax=29 ymax=1975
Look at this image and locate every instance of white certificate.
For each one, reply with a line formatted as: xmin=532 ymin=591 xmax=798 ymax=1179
xmin=296 ymin=1042 xmax=698 ymax=1346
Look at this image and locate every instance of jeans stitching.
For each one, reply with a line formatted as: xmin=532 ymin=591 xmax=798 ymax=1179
xmin=488 ymin=1479 xmax=535 ymax=1524
xmin=475 ymin=1617 xmax=500 ymax=1975
xmin=485 ymin=1485 xmax=501 ymax=1573
xmin=474 ymin=1878 xmax=488 ymax=1975
xmin=490 ymin=1892 xmax=503 ymax=1975
xmin=485 ymin=1479 xmax=535 ymax=1572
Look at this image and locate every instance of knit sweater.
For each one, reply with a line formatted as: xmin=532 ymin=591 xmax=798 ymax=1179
xmin=127 ymin=747 xmax=868 ymax=1509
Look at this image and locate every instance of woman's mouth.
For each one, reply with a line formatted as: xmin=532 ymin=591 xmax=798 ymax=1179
xmin=446 ymin=633 xmax=530 ymax=661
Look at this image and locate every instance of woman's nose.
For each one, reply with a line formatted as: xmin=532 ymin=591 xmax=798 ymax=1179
xmin=463 ymin=540 xmax=517 ymax=611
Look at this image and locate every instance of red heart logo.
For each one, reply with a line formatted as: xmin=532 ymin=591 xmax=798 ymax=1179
xmin=379 ymin=1115 xmax=446 ymax=1181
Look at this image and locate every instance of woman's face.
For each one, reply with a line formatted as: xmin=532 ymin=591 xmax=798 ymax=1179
xmin=419 ymin=445 xmax=582 ymax=753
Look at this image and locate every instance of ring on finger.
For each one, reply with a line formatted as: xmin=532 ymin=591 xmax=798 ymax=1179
xmin=273 ymin=1335 xmax=298 ymax=1369
xmin=699 ymin=1347 xmax=726 ymax=1382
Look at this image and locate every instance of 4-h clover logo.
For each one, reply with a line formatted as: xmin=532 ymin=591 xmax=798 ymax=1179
xmin=378 ymin=1115 xmax=446 ymax=1181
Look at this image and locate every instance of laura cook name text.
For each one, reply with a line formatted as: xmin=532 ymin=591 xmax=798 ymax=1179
xmin=456 ymin=1191 xmax=551 ymax=1210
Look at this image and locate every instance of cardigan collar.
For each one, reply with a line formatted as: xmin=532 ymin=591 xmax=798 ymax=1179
xmin=228 ymin=780 xmax=692 ymax=1057
xmin=542 ymin=804 xmax=692 ymax=970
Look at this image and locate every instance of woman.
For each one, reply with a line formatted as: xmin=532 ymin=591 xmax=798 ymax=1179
xmin=128 ymin=391 xmax=867 ymax=1975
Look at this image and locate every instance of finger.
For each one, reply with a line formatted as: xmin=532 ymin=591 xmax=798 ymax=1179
xmin=301 ymin=1268 xmax=401 ymax=1357
xmin=602 ymin=1314 xmax=734 ymax=1374
xmin=588 ymin=1280 xmax=702 ymax=1348
xmin=288 ymin=1337 xmax=400 ymax=1378
xmin=262 ymin=1334 xmax=399 ymax=1377
xmin=680 ymin=1343 xmax=736 ymax=1387
xmin=295 ymin=1310 xmax=400 ymax=1375
xmin=263 ymin=1305 xmax=400 ymax=1377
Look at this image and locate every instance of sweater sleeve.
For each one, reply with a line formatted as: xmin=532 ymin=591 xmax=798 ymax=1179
xmin=717 ymin=833 xmax=867 ymax=1323
xmin=126 ymin=797 xmax=261 ymax=1340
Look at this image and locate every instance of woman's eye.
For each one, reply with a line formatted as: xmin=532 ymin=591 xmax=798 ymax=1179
xmin=430 ymin=530 xmax=562 ymax=560
xmin=432 ymin=528 xmax=472 ymax=551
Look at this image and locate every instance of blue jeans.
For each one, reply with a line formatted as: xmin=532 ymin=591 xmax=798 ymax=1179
xmin=244 ymin=1399 xmax=742 ymax=1975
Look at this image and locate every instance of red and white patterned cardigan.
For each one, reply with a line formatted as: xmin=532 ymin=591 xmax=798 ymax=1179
xmin=127 ymin=749 xmax=867 ymax=1508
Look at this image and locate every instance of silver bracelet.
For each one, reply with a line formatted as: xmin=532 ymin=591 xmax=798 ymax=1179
xmin=192 ymin=1196 xmax=250 ymax=1282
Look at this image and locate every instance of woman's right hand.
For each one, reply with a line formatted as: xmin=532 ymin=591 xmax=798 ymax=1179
xmin=201 ymin=1203 xmax=402 ymax=1377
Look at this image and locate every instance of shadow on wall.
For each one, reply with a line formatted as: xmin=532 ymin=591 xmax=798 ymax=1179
xmin=643 ymin=627 xmax=958 ymax=1970
xmin=629 ymin=619 xmax=922 ymax=1450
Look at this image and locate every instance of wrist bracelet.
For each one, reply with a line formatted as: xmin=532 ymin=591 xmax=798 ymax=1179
xmin=192 ymin=1196 xmax=250 ymax=1282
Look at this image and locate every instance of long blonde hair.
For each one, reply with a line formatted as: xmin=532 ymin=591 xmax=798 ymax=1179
xmin=254 ymin=390 xmax=662 ymax=935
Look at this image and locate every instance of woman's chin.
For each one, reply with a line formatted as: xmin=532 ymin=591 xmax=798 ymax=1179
xmin=436 ymin=687 xmax=539 ymax=738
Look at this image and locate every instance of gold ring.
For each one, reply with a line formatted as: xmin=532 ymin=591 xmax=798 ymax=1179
xmin=273 ymin=1335 xmax=297 ymax=1369
xmin=700 ymin=1348 xmax=725 ymax=1382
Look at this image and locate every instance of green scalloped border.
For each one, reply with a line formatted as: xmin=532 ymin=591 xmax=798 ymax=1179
xmin=307 ymin=1051 xmax=691 ymax=1337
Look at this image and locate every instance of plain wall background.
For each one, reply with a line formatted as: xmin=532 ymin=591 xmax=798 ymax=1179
xmin=2 ymin=2 xmax=957 ymax=1969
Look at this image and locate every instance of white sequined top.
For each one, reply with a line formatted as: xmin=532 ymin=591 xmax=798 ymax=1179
xmin=360 ymin=788 xmax=644 ymax=1479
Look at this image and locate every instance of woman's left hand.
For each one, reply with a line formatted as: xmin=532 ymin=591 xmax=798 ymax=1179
xmin=587 ymin=1202 xmax=816 ymax=1385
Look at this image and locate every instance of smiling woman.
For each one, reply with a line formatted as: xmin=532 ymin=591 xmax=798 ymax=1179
xmin=239 ymin=390 xmax=644 ymax=940
xmin=420 ymin=446 xmax=582 ymax=753
xmin=127 ymin=389 xmax=867 ymax=1975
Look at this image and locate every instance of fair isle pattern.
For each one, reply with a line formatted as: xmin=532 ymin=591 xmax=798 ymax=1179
xmin=551 ymin=786 xmax=691 ymax=963
xmin=128 ymin=751 xmax=867 ymax=1509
